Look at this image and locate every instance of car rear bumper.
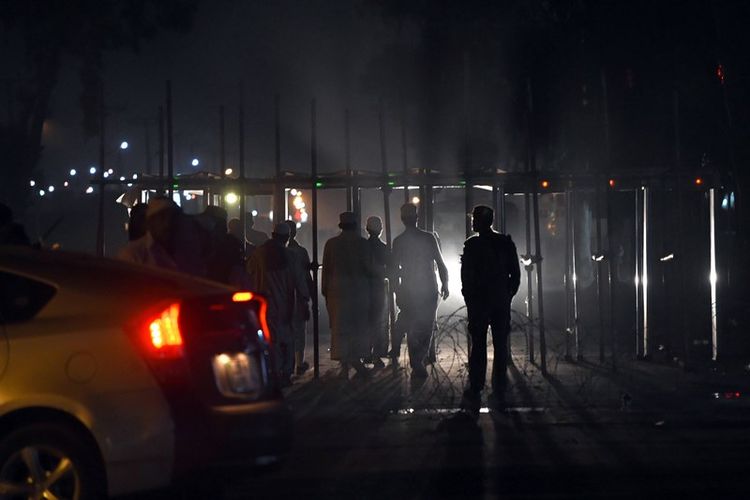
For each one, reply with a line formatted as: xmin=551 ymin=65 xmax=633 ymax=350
xmin=172 ymin=398 xmax=293 ymax=476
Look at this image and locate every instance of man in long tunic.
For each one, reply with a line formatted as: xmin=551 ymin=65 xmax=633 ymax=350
xmin=246 ymin=223 xmax=309 ymax=386
xmin=322 ymin=212 xmax=371 ymax=379
xmin=391 ymin=203 xmax=449 ymax=378
xmin=461 ymin=205 xmax=521 ymax=412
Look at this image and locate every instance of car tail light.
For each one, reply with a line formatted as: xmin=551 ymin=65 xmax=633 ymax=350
xmin=147 ymin=302 xmax=183 ymax=359
xmin=232 ymin=291 xmax=271 ymax=344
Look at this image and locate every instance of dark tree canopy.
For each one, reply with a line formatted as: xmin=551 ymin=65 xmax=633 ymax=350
xmin=0 ymin=0 xmax=196 ymax=211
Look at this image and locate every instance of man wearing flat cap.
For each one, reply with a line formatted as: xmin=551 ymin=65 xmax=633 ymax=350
xmin=391 ymin=203 xmax=449 ymax=378
xmin=460 ymin=205 xmax=520 ymax=413
xmin=322 ymin=212 xmax=372 ymax=379
xmin=247 ymin=222 xmax=310 ymax=386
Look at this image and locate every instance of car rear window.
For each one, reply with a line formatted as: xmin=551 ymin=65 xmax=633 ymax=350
xmin=0 ymin=271 xmax=57 ymax=323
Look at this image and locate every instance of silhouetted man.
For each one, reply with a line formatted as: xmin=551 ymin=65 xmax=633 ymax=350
xmin=365 ymin=216 xmax=390 ymax=369
xmin=391 ymin=203 xmax=449 ymax=378
xmin=245 ymin=212 xmax=269 ymax=249
xmin=460 ymin=205 xmax=520 ymax=412
xmin=246 ymin=222 xmax=309 ymax=386
xmin=322 ymin=212 xmax=371 ymax=379
xmin=284 ymin=219 xmax=313 ymax=376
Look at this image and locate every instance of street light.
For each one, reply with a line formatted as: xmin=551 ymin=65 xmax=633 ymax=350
xmin=224 ymin=168 xmax=233 ymax=176
xmin=89 ymin=166 xmax=97 ymax=175
xmin=70 ymin=168 xmax=77 ymax=176
xmin=191 ymin=158 xmax=199 ymax=167
xmin=225 ymin=192 xmax=239 ymax=205
xmin=120 ymin=141 xmax=129 ymax=150
xmin=85 ymin=186 xmax=94 ymax=194
xmin=29 ymin=180 xmax=35 ymax=187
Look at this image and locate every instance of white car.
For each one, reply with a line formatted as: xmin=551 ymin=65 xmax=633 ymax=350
xmin=0 ymin=247 xmax=291 ymax=499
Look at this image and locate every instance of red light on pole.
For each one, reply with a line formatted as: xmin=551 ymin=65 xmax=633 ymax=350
xmin=608 ymin=179 xmax=616 ymax=188
xmin=717 ymin=64 xmax=725 ymax=85
xmin=541 ymin=180 xmax=550 ymax=189
xmin=695 ymin=177 xmax=703 ymax=186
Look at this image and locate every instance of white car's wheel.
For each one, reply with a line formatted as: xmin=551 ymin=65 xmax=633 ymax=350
xmin=0 ymin=423 xmax=105 ymax=500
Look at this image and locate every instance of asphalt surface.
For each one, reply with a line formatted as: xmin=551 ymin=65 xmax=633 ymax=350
xmin=132 ymin=329 xmax=750 ymax=499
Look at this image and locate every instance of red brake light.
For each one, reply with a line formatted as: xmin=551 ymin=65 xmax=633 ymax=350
xmin=147 ymin=303 xmax=183 ymax=358
xmin=231 ymin=291 xmax=270 ymax=342
xmin=254 ymin=295 xmax=271 ymax=344
xmin=232 ymin=291 xmax=253 ymax=302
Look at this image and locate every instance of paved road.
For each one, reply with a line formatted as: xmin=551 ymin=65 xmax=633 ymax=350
xmin=226 ymin=343 xmax=750 ymax=500
xmin=132 ymin=331 xmax=750 ymax=499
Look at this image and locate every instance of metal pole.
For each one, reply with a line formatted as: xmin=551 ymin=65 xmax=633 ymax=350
xmin=158 ymin=106 xmax=165 ymax=183
xmin=345 ymin=108 xmax=352 ymax=212
xmin=571 ymin=189 xmax=581 ymax=360
xmin=401 ymin=105 xmax=409 ymax=205
xmin=379 ymin=100 xmax=396 ymax=347
xmin=635 ymin=188 xmax=641 ymax=358
xmin=564 ymin=187 xmax=572 ymax=361
xmin=311 ymin=99 xmax=320 ymax=379
xmin=595 ymin=182 xmax=606 ymax=363
xmin=144 ymin=119 xmax=152 ymax=176
xmin=642 ymin=187 xmax=649 ymax=357
xmin=424 ymin=182 xmax=434 ymax=233
xmin=499 ymin=186 xmax=506 ymax=234
xmin=531 ymin=182 xmax=547 ymax=374
xmin=273 ymin=94 xmax=284 ymax=225
xmin=239 ymin=84 xmax=246 ymax=231
xmin=524 ymin=189 xmax=534 ymax=363
xmin=166 ymin=80 xmax=174 ymax=198
xmin=379 ymin=101 xmax=393 ymax=247
xmin=709 ymin=188 xmax=718 ymax=361
xmin=96 ymin=84 xmax=106 ymax=257
xmin=606 ymin=183 xmax=617 ymax=370
xmin=492 ymin=185 xmax=499 ymax=232
xmin=524 ymin=79 xmax=535 ymax=363
xmin=220 ymin=105 xmax=226 ymax=177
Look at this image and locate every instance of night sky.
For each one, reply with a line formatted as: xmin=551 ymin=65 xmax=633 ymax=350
xmin=2 ymin=0 xmax=749 ymax=253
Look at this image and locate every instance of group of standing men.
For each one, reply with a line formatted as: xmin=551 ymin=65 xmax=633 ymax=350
xmin=322 ymin=202 xmax=521 ymax=412
xmin=322 ymin=204 xmax=451 ymax=381
xmin=119 ymin=197 xmax=314 ymax=386
xmin=117 ymin=194 xmax=521 ymax=411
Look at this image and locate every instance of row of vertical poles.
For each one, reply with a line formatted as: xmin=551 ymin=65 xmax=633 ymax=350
xmin=633 ymin=185 xmax=719 ymax=363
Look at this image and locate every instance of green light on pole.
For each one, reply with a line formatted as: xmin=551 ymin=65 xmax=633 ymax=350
xmin=315 ymin=181 xmax=323 ymax=188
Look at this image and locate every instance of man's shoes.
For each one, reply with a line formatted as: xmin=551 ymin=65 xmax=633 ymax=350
xmin=460 ymin=389 xmax=481 ymax=414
